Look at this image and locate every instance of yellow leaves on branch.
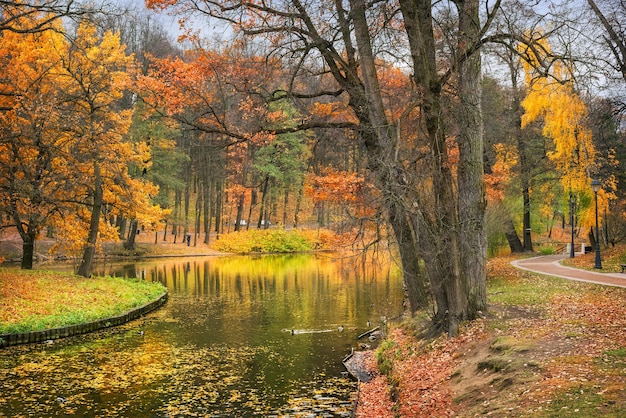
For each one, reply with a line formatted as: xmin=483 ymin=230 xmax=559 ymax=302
xmin=0 ymin=16 xmax=167 ymax=253
xmin=519 ymin=37 xmax=596 ymax=193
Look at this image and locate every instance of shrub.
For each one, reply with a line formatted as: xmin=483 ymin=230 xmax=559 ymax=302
xmin=211 ymin=228 xmax=336 ymax=254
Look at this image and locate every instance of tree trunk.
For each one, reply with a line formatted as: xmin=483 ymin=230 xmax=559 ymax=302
xmin=21 ymin=233 xmax=36 ymax=269
xmin=504 ymin=217 xmax=524 ymax=253
xmin=235 ymin=194 xmax=245 ymax=231
xmin=203 ymin=178 xmax=211 ymax=244
xmin=78 ymin=162 xmax=103 ymax=278
xmin=258 ymin=176 xmax=270 ymax=228
xmin=522 ymin=187 xmax=533 ymax=251
xmin=116 ymin=215 xmax=126 ymax=240
xmin=124 ymin=219 xmax=138 ymax=251
xmin=350 ymin=0 xmax=434 ymax=312
xmin=194 ymin=187 xmax=201 ymax=246
xmin=11 ymin=205 xmax=37 ymax=269
xmin=214 ymin=179 xmax=223 ymax=236
xmin=510 ymin=60 xmax=534 ymax=252
xmin=294 ymin=180 xmax=303 ymax=228
xmin=282 ymin=187 xmax=289 ymax=228
xmin=399 ymin=0 xmax=468 ymax=336
xmin=317 ymin=202 xmax=325 ymax=227
xmin=182 ymin=164 xmax=191 ymax=241
xmin=455 ymin=0 xmax=487 ymax=316
xmin=388 ymin=202 xmax=429 ymax=312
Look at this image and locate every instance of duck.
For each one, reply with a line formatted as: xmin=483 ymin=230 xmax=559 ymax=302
xmin=366 ymin=320 xmax=371 ymax=327
xmin=338 ymin=325 xmax=344 ymax=332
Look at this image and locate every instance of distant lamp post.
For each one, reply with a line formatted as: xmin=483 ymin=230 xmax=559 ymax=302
xmin=569 ymin=191 xmax=575 ymax=258
xmin=591 ymin=179 xmax=602 ymax=269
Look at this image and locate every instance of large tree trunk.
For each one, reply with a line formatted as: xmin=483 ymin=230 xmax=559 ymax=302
xmin=78 ymin=162 xmax=103 ymax=278
xmin=349 ymin=0 xmax=425 ymax=314
xmin=504 ymin=217 xmax=524 ymax=253
xmin=456 ymin=0 xmax=487 ymax=316
xmin=12 ymin=208 xmax=37 ymax=269
xmin=20 ymin=232 xmax=36 ymax=269
xmin=388 ymin=202 xmax=429 ymax=312
xmin=399 ymin=0 xmax=473 ymax=336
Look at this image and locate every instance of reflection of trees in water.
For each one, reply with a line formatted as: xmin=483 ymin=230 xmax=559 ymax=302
xmin=1 ymin=254 xmax=402 ymax=416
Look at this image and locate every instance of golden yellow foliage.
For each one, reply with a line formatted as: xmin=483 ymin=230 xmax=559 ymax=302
xmin=519 ymin=37 xmax=596 ymax=194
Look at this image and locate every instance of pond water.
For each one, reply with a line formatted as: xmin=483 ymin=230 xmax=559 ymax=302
xmin=0 ymin=253 xmax=404 ymax=417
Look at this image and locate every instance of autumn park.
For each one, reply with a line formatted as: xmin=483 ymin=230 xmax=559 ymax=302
xmin=1 ymin=0 xmax=626 ymax=416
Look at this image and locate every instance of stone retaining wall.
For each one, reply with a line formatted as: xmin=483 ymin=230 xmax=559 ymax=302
xmin=0 ymin=291 xmax=168 ymax=348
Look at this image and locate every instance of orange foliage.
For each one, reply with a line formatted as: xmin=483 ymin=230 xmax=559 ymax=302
xmin=308 ymin=101 xmax=357 ymax=124
xmin=0 ymin=18 xmax=166 ymax=260
xmin=304 ymin=169 xmax=365 ymax=205
xmin=135 ymin=47 xmax=283 ymax=150
xmin=484 ymin=143 xmax=518 ymax=202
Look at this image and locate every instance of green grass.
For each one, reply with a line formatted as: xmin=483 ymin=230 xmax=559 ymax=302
xmin=487 ymin=274 xmax=575 ymax=306
xmin=541 ymin=385 xmax=622 ymax=417
xmin=0 ymin=268 xmax=166 ymax=334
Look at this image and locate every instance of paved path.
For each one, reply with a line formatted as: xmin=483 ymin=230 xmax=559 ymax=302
xmin=511 ymin=254 xmax=626 ymax=288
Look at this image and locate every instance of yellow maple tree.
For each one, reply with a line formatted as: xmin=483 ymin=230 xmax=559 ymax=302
xmin=519 ymin=38 xmax=596 ymax=194
xmin=0 ymin=14 xmax=72 ymax=268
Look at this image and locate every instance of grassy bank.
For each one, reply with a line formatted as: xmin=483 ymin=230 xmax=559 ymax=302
xmin=0 ymin=268 xmax=165 ymax=334
xmin=357 ymin=247 xmax=626 ymax=417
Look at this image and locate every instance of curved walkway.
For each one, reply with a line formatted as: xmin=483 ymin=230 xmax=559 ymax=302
xmin=511 ymin=254 xmax=626 ymax=288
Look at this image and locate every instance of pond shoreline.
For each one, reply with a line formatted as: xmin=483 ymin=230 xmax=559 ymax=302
xmin=1 ymin=254 xmax=403 ymax=416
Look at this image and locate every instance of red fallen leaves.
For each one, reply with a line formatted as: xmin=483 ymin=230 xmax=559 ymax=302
xmin=355 ymin=351 xmax=394 ymax=418
xmin=357 ymin=322 xmax=487 ymax=418
xmin=355 ymin=375 xmax=394 ymax=418
xmin=549 ymin=289 xmax=626 ymax=350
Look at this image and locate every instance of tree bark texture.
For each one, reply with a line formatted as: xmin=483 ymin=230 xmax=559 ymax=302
xmin=78 ymin=162 xmax=103 ymax=277
xmin=455 ymin=0 xmax=488 ymax=316
xmin=504 ymin=217 xmax=524 ymax=253
xmin=349 ymin=0 xmax=429 ymax=312
xmin=399 ymin=0 xmax=470 ymax=335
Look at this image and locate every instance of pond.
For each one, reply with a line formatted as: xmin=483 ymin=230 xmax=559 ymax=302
xmin=0 ymin=253 xmax=404 ymax=417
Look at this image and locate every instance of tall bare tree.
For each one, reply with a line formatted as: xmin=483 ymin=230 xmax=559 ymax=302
xmin=586 ymin=0 xmax=626 ymax=84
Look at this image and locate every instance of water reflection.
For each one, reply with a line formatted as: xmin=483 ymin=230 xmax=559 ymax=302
xmin=0 ymin=254 xmax=404 ymax=417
